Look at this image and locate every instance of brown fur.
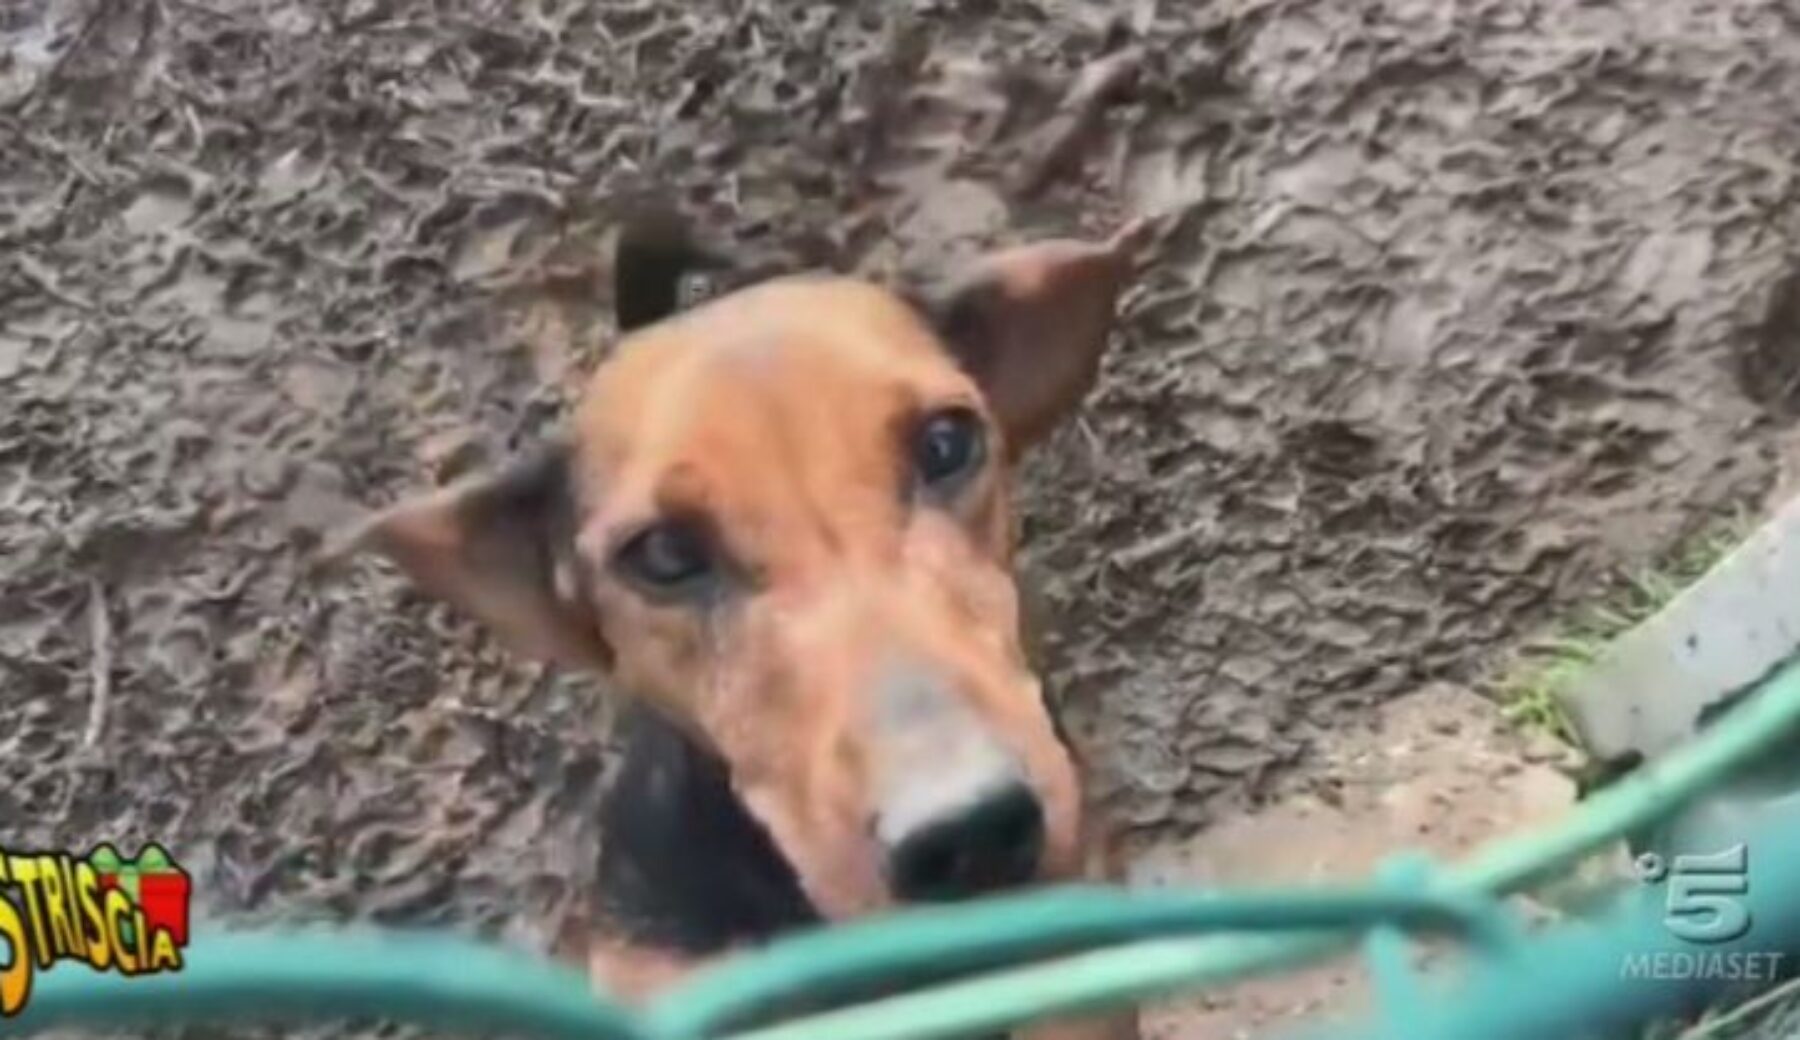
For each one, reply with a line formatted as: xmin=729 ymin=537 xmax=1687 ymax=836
xmin=566 ymin=278 xmax=1086 ymax=915
xmin=336 ymin=219 xmax=1150 ymax=1038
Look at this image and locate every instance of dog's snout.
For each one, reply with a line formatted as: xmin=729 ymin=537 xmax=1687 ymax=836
xmin=881 ymin=776 xmax=1045 ymax=901
xmin=868 ymin=662 xmax=1050 ymax=902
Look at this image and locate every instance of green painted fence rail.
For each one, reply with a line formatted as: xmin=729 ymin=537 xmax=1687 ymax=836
xmin=9 ymin=658 xmax=1800 ymax=1040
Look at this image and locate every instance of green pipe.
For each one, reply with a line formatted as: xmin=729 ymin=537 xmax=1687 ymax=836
xmin=645 ymin=886 xmax=1509 ymax=1037
xmin=5 ymin=929 xmax=649 ymax=1040
xmin=707 ymin=658 xmax=1800 ymax=1040
xmin=6 ymin=889 xmax=1498 ymax=1040
xmin=7 ymin=658 xmax=1800 ymax=1040
xmin=1312 ymin=801 xmax=1800 ymax=1040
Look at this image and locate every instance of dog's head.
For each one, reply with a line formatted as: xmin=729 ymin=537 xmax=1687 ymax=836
xmin=341 ymin=211 xmax=1147 ymax=917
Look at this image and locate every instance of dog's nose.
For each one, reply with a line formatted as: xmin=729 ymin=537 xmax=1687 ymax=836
xmin=882 ymin=777 xmax=1045 ymax=902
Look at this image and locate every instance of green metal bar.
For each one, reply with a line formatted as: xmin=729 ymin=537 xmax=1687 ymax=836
xmin=704 ymin=657 xmax=1800 ymax=1040
xmin=6 ymin=658 xmax=1799 ymax=1040
xmin=5 ymin=929 xmax=651 ymax=1040
xmin=1309 ymin=801 xmax=1800 ymax=1040
xmin=645 ymin=886 xmax=1509 ymax=1038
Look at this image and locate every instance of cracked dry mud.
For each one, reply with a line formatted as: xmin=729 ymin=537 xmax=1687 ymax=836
xmin=6 ymin=1 xmax=1800 ymax=1037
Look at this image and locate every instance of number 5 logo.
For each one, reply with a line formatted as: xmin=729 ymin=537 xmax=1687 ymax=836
xmin=1665 ymin=844 xmax=1751 ymax=943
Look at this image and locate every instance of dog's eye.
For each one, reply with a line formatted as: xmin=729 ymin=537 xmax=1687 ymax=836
xmin=913 ymin=407 xmax=986 ymax=490
xmin=614 ymin=521 xmax=715 ymax=596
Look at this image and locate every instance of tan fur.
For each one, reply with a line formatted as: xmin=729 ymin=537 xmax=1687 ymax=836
xmin=342 ymin=222 xmax=1150 ymax=1039
xmin=564 ymin=278 xmax=1082 ymax=915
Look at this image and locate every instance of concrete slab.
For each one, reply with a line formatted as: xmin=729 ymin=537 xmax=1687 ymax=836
xmin=1559 ymin=492 xmax=1800 ymax=764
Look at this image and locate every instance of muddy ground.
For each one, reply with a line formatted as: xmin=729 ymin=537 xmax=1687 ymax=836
xmin=5 ymin=0 xmax=1800 ymax=1036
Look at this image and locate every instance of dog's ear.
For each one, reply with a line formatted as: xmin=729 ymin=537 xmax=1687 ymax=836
xmin=613 ymin=205 xmax=737 ymax=332
xmin=327 ymin=444 xmax=611 ymax=671
xmin=912 ymin=219 xmax=1150 ymax=455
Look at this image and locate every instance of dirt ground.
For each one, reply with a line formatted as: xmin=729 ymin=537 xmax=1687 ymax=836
xmin=6 ymin=0 xmax=1800 ymax=1036
xmin=1131 ymin=683 xmax=1580 ymax=1039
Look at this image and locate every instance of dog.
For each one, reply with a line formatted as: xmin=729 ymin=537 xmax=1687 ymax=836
xmin=335 ymin=206 xmax=1150 ymax=1038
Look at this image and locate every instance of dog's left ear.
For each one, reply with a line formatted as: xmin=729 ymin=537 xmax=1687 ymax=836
xmin=912 ymin=219 xmax=1150 ymax=455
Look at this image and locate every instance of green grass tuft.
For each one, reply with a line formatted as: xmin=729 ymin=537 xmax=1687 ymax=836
xmin=1495 ymin=512 xmax=1757 ymax=748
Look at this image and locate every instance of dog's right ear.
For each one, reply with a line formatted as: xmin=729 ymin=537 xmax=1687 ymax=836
xmin=613 ymin=205 xmax=736 ymax=333
xmin=325 ymin=444 xmax=611 ymax=671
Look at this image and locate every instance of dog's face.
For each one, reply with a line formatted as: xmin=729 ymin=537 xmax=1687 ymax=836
xmin=342 ymin=218 xmax=1146 ymax=918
